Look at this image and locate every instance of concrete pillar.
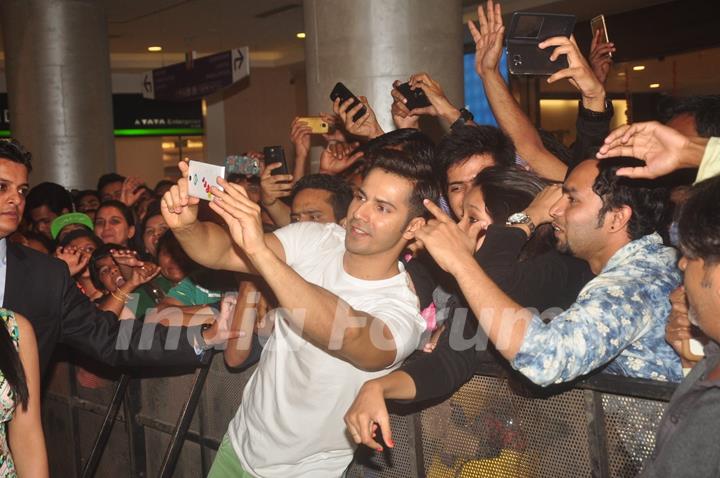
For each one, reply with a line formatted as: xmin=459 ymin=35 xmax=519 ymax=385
xmin=1 ymin=0 xmax=115 ymax=189
xmin=303 ymin=0 xmax=464 ymax=169
xmin=202 ymin=94 xmax=227 ymax=166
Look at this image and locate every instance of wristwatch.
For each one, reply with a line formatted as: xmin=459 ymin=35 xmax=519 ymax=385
xmin=450 ymin=107 xmax=474 ymax=130
xmin=506 ymin=211 xmax=536 ymax=234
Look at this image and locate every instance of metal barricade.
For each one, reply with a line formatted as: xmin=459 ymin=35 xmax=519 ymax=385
xmin=42 ymin=355 xmax=675 ymax=477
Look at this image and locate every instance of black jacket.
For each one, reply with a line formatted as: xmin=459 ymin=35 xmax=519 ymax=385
xmin=3 ymin=242 xmax=202 ymax=376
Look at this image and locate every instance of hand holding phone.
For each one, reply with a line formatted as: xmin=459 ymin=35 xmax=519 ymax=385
xmin=395 ymin=82 xmax=432 ymax=111
xmin=263 ymin=146 xmax=288 ymax=176
xmin=589 ymin=14 xmax=615 ymax=84
xmin=188 ymin=160 xmax=226 ymax=201
xmin=506 ymin=12 xmax=576 ymax=76
xmin=330 ymin=82 xmax=367 ymax=122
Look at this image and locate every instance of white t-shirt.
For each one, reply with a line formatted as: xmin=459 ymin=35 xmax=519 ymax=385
xmin=228 ymin=222 xmax=425 ymax=477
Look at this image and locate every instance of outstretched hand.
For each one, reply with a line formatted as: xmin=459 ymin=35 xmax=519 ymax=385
xmin=161 ymin=161 xmax=200 ymax=230
xmin=202 ymin=293 xmax=245 ymax=348
xmin=467 ymin=0 xmax=505 ymax=78
xmin=589 ymin=28 xmax=615 ymax=84
xmin=344 ymin=381 xmax=394 ymax=452
xmin=596 ymin=121 xmax=701 ymax=178
xmin=414 ymin=200 xmax=475 ymax=274
xmin=120 ymin=176 xmax=145 ymax=206
xmin=319 ymin=141 xmax=362 ymax=175
xmin=539 ymin=35 xmax=605 ymax=109
xmin=333 ymin=96 xmax=384 ymax=140
xmin=209 ymin=177 xmax=267 ymax=257
xmin=55 ymin=246 xmax=91 ymax=277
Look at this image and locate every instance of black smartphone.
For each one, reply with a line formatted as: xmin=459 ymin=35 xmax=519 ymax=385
xmin=263 ymin=146 xmax=288 ymax=176
xmin=329 ymin=82 xmax=367 ymax=122
xmin=395 ymin=82 xmax=432 ymax=110
xmin=506 ymin=12 xmax=576 ymax=76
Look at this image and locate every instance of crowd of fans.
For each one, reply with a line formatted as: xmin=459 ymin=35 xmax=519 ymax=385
xmin=0 ymin=1 xmax=719 ymax=476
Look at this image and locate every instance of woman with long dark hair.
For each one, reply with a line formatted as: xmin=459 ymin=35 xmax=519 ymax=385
xmin=0 ymin=309 xmax=48 ymax=476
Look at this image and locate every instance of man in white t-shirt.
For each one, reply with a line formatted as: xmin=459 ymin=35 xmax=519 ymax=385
xmin=162 ymin=150 xmax=440 ymax=477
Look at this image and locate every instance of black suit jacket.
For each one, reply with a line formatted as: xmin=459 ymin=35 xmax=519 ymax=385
xmin=3 ymin=242 xmax=202 ymax=376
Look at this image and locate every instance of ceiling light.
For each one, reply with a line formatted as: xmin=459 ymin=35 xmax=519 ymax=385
xmin=649 ymin=83 xmax=660 ymax=89
xmin=148 ymin=46 xmax=163 ymax=52
xmin=632 ymin=65 xmax=645 ymax=71
xmin=296 ymin=32 xmax=306 ymax=39
xmin=617 ymin=72 xmax=626 ymax=76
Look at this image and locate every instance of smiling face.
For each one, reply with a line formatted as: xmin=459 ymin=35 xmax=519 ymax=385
xmin=549 ymin=160 xmax=610 ymax=261
xmin=291 ymin=188 xmax=337 ymax=224
xmin=345 ymin=169 xmax=418 ymax=260
xmin=457 ymin=186 xmax=493 ymax=249
xmin=94 ymin=206 xmax=135 ymax=246
xmin=0 ymin=159 xmax=29 ymax=239
xmin=446 ymin=153 xmax=495 ymax=220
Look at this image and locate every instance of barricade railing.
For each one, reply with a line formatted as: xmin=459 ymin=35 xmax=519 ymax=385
xmin=42 ymin=353 xmax=676 ymax=477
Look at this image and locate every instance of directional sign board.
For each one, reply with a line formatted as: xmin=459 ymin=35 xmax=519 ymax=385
xmin=143 ymin=47 xmax=250 ymax=102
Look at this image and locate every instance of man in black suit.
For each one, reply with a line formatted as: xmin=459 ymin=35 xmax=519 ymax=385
xmin=0 ymin=139 xmax=233 ymax=376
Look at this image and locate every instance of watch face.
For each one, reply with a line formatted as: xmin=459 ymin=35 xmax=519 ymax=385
xmin=508 ymin=212 xmax=528 ymax=224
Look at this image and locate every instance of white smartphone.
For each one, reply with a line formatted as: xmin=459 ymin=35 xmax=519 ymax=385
xmin=187 ymin=160 xmax=225 ymax=201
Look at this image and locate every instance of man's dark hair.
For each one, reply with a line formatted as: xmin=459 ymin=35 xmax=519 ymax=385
xmin=678 ymin=175 xmax=720 ymax=264
xmin=74 ymin=189 xmax=100 ymax=207
xmin=97 ymin=173 xmax=125 ymax=193
xmin=592 ymin=158 xmax=670 ymax=241
xmin=435 ymin=125 xmax=515 ymax=190
xmin=24 ymin=182 xmax=74 ymax=220
xmin=290 ymin=174 xmax=353 ymax=222
xmin=660 ymin=95 xmax=720 ymax=138
xmin=361 ymin=128 xmax=436 ymax=169
xmin=363 ymin=149 xmax=440 ymax=221
xmin=0 ymin=139 xmax=33 ymax=172
xmin=97 ymin=200 xmax=135 ymax=227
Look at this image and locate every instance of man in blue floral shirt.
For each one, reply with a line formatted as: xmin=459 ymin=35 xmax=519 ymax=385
xmin=416 ymin=157 xmax=683 ymax=386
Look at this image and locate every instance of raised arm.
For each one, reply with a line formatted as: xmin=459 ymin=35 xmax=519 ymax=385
xmin=260 ymin=162 xmax=293 ymax=227
xmin=209 ymin=179 xmax=410 ymax=371
xmin=290 ymin=117 xmax=312 ymax=181
xmin=162 ymin=160 xmax=282 ymax=272
xmin=597 ymin=121 xmax=713 ymax=180
xmin=468 ymin=0 xmax=566 ymax=180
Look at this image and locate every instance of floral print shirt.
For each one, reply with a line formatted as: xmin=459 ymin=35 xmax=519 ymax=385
xmin=512 ymin=233 xmax=683 ymax=386
xmin=0 ymin=309 xmax=19 ymax=477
